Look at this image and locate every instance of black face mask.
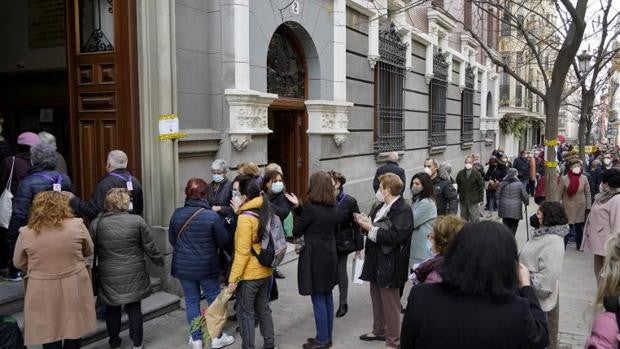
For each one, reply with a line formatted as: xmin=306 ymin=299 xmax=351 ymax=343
xmin=530 ymin=214 xmax=540 ymax=229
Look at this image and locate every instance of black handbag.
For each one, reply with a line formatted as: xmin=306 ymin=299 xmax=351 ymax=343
xmin=336 ymin=232 xmax=356 ymax=255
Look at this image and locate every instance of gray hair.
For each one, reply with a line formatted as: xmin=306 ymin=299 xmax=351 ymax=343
xmin=211 ymin=159 xmax=228 ymax=171
xmin=387 ymin=151 xmax=399 ymax=162
xmin=30 ymin=142 xmax=58 ymax=169
xmin=425 ymin=158 xmax=439 ymax=168
xmin=38 ymin=131 xmax=57 ymax=147
xmin=107 ymin=150 xmax=128 ymax=171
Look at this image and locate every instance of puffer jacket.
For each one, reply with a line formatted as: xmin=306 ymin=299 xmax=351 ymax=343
xmin=432 ymin=169 xmax=458 ymax=215
xmin=497 ymin=177 xmax=528 ymax=220
xmin=8 ymin=165 xmax=72 ymax=246
xmin=168 ymin=199 xmax=230 ymax=280
xmin=90 ymin=212 xmax=163 ymax=306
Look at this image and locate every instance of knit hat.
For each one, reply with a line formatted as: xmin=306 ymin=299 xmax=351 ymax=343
xmin=17 ymin=132 xmax=40 ymax=147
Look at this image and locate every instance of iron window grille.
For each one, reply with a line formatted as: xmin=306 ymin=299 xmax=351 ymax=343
xmin=461 ymin=66 xmax=475 ymax=144
xmin=429 ymin=50 xmax=449 ymax=147
xmin=374 ymin=24 xmax=407 ymax=153
xmin=515 ymin=82 xmax=522 ymax=107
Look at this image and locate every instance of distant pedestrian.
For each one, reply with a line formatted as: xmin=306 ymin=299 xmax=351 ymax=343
xmin=513 ymin=150 xmax=531 ymax=188
xmin=6 ymin=142 xmax=72 ymax=282
xmin=455 ymin=156 xmax=484 ymax=223
xmin=410 ymin=215 xmax=465 ymax=285
xmin=484 ymin=157 xmax=506 ymax=212
xmin=13 ymin=191 xmax=96 ymax=349
xmin=497 ymin=168 xmax=529 ymax=236
xmin=38 ymin=131 xmax=68 ymax=175
xmin=68 ymin=150 xmax=143 ymax=220
xmin=582 ymin=168 xmax=620 ymax=285
xmin=400 ymin=221 xmax=549 ymax=349
xmin=408 ymin=172 xmax=437 ymax=268
xmin=328 ymin=170 xmax=363 ymax=319
xmin=355 ymin=173 xmax=413 ymax=349
xmin=424 ymin=158 xmax=458 ymax=215
xmin=373 ymin=152 xmax=406 ymax=194
xmin=293 ymin=171 xmax=339 ymax=349
xmin=91 ymin=188 xmax=164 ymax=349
xmin=585 ymin=235 xmax=620 ymax=348
xmin=559 ymin=159 xmax=591 ymax=249
xmin=169 ymin=178 xmax=234 ymax=349
xmin=227 ymin=175 xmax=275 ymax=349
xmin=519 ymin=202 xmax=568 ymax=349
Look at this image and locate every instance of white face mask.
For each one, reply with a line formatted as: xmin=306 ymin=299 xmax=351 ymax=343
xmin=465 ymin=163 xmax=473 ymax=170
xmin=212 ymin=174 xmax=224 ymax=183
xmin=604 ymin=158 xmax=612 ymax=166
xmin=375 ymin=188 xmax=385 ymax=203
xmin=271 ymin=181 xmax=284 ymax=193
xmin=423 ymin=167 xmax=433 ymax=176
xmin=571 ymin=167 xmax=581 ymax=175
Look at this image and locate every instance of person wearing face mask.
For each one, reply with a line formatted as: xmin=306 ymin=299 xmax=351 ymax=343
xmin=372 ymin=152 xmax=406 ymax=194
xmin=207 ymin=159 xmax=235 ymax=232
xmin=455 ymin=156 xmax=485 ymax=223
xmin=327 ymin=170 xmax=363 ymax=318
xmin=582 ymin=169 xmax=620 ymax=285
xmin=484 ymin=156 xmax=506 ymax=213
xmin=471 ymin=153 xmax=485 ymax=177
xmin=408 ymin=173 xmax=437 ymax=269
xmin=602 ymin=154 xmax=615 ymax=172
xmin=513 ymin=150 xmax=531 ymax=189
xmin=497 ymin=168 xmax=529 ymax=236
xmin=423 ymin=158 xmax=458 ymax=215
xmin=261 ymin=169 xmax=299 ymax=280
xmin=519 ymin=201 xmax=568 ymax=349
xmin=559 ymin=159 xmax=591 ymax=250
xmin=354 ymin=173 xmax=413 ymax=349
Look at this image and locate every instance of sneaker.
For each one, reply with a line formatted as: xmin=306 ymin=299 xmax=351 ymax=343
xmin=211 ymin=332 xmax=235 ymax=349
xmin=188 ymin=336 xmax=203 ymax=349
xmin=2 ymin=271 xmax=22 ymax=282
xmin=273 ymin=268 xmax=285 ymax=279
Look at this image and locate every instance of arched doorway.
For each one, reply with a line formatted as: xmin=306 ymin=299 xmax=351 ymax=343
xmin=266 ymin=24 xmax=309 ymax=197
xmin=486 ymin=92 xmax=493 ymax=118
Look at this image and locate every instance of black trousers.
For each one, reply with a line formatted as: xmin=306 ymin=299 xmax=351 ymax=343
xmin=42 ymin=338 xmax=81 ymax=349
xmin=502 ymin=218 xmax=520 ymax=236
xmin=106 ymin=301 xmax=143 ymax=348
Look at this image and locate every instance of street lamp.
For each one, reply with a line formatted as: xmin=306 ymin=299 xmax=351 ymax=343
xmin=577 ymin=49 xmax=593 ymax=75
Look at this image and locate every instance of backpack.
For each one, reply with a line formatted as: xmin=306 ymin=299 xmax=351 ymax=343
xmin=242 ymin=210 xmax=287 ymax=267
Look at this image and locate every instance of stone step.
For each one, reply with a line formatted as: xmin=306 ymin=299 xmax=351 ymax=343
xmin=0 ymin=277 xmax=162 ymax=316
xmin=13 ymin=290 xmax=181 ymax=347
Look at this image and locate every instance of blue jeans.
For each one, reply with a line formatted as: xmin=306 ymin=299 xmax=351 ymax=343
xmin=311 ymin=291 xmax=334 ymax=343
xmin=180 ymin=278 xmax=221 ymax=341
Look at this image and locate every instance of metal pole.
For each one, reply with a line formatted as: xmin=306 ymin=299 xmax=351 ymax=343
xmin=525 ymin=204 xmax=529 ymax=241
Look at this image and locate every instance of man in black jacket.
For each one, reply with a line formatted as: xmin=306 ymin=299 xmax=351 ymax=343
xmin=424 ymin=158 xmax=458 ymax=215
xmin=68 ymin=150 xmax=143 ymax=220
xmin=513 ymin=150 xmax=531 ymax=187
xmin=372 ymin=152 xmax=406 ymax=194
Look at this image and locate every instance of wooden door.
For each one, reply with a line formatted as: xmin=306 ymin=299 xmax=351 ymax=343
xmin=66 ymin=0 xmax=140 ymax=198
xmin=268 ymin=109 xmax=308 ymax=198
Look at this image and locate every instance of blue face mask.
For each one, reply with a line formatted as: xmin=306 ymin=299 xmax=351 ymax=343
xmin=426 ymin=239 xmax=435 ymax=256
xmin=212 ymin=174 xmax=224 ymax=183
xmin=271 ymin=181 xmax=284 ymax=194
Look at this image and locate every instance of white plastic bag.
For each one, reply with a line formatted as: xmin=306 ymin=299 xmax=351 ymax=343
xmin=0 ymin=157 xmax=15 ymax=229
xmin=351 ymin=256 xmax=364 ymax=285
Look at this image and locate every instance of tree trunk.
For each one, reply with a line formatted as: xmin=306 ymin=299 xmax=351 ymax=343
xmin=545 ymin=99 xmax=561 ymax=202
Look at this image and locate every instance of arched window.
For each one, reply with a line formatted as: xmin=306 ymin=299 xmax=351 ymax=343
xmin=267 ymin=26 xmax=306 ymax=99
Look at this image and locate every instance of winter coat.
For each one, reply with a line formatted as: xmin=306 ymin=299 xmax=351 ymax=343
xmin=70 ymin=169 xmax=143 ymax=221
xmin=409 ymin=197 xmax=437 ymax=268
xmin=456 ymin=169 xmax=484 ymax=205
xmin=268 ymin=191 xmax=293 ymax=221
xmin=484 ymin=164 xmax=507 ymax=192
xmin=8 ymin=166 xmax=72 ymax=246
xmin=206 ymin=178 xmax=235 ymax=232
xmin=589 ymin=166 xmax=604 ymax=200
xmin=55 ymin=151 xmax=68 ymax=175
xmin=432 ymin=174 xmax=458 ymax=215
xmin=559 ymin=174 xmax=592 ymax=224
xmin=584 ymin=312 xmax=620 ymax=349
xmin=334 ymin=192 xmax=364 ymax=255
xmin=13 ymin=218 xmax=96 ymax=345
xmin=497 ymin=177 xmax=528 ymax=220
xmin=400 ymin=284 xmax=548 ymax=349
xmin=582 ymin=190 xmax=620 ymax=256
xmin=228 ymin=196 xmax=272 ymax=283
xmin=519 ymin=225 xmax=568 ymax=312
xmin=513 ymin=156 xmax=531 ymax=180
xmin=535 ymin=176 xmax=546 ymax=200
xmin=361 ymin=196 xmax=413 ymax=289
xmin=373 ymin=161 xmax=406 ymax=194
xmin=169 ymin=199 xmax=230 ymax=280
xmin=0 ymin=152 xmax=30 ymax=194
xmin=90 ymin=212 xmax=164 ymax=306
xmin=529 ymin=157 xmax=537 ymax=179
xmin=293 ymin=202 xmax=339 ymax=295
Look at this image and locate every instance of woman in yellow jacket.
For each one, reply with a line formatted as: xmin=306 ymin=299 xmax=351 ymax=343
xmin=227 ymin=175 xmax=275 ymax=349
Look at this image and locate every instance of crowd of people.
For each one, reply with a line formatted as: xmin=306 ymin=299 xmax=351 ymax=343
xmin=2 ymin=132 xmax=620 ymax=348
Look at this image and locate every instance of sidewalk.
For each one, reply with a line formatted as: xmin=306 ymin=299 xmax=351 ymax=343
xmin=82 ymin=209 xmax=598 ymax=349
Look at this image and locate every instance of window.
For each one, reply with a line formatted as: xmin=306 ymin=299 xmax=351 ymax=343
xmin=516 ymin=15 xmax=524 ymax=37
xmin=464 ymin=0 xmax=472 ymax=29
xmin=374 ymin=24 xmax=406 ymax=153
xmin=501 ymin=7 xmax=511 ymax=36
xmin=487 ymin=9 xmax=495 ymax=47
xmin=500 ymin=55 xmax=510 ymax=107
xmin=267 ymin=27 xmax=306 ymax=98
xmin=461 ymin=67 xmax=475 ymax=144
xmin=429 ymin=50 xmax=449 ymax=147
xmin=515 ymin=53 xmax=523 ymax=107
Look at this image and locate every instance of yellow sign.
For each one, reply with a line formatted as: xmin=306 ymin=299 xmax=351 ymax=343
xmin=158 ymin=114 xmax=186 ymax=141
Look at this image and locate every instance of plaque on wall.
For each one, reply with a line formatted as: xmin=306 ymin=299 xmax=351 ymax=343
xmin=28 ymin=0 xmax=66 ymax=48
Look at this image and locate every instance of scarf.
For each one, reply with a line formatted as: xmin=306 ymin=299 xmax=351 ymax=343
xmin=595 ymin=187 xmax=620 ymax=205
xmin=413 ymin=256 xmax=443 ymax=284
xmin=566 ymin=171 xmax=581 ymax=197
xmin=531 ymin=224 xmax=569 ymax=238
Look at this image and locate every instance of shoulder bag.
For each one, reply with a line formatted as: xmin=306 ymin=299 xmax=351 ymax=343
xmin=175 ymin=208 xmax=205 ymax=244
xmin=0 ymin=156 xmax=15 ymax=228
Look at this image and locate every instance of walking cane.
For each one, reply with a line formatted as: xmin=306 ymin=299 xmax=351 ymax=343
xmin=524 ymin=204 xmax=529 ymax=241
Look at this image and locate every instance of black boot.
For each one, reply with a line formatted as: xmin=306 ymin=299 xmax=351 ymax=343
xmin=336 ymin=304 xmax=348 ymax=318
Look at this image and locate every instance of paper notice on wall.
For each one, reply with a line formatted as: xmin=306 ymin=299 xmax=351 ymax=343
xmin=158 ymin=114 xmax=186 ymax=141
